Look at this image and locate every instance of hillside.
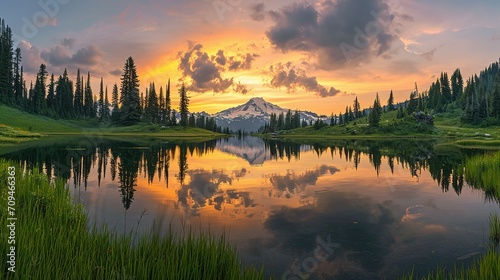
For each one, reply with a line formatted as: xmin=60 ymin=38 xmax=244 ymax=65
xmin=270 ymin=109 xmax=500 ymax=142
xmin=0 ymin=105 xmax=223 ymax=138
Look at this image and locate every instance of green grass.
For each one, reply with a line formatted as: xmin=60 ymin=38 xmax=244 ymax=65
xmin=0 ymin=105 xmax=224 ymax=139
xmin=0 ymin=124 xmax=41 ymax=144
xmin=0 ymin=105 xmax=86 ymax=133
xmin=400 ymin=250 xmax=500 ymax=280
xmin=464 ymin=151 xmax=500 ymax=198
xmin=0 ymin=159 xmax=265 ymax=279
xmin=490 ymin=213 xmax=500 ymax=244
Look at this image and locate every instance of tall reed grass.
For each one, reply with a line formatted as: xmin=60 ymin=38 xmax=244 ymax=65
xmin=0 ymin=159 xmax=265 ymax=279
xmin=465 ymin=151 xmax=500 ymax=200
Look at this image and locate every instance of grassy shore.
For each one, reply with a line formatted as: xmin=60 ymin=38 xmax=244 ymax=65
xmin=0 ymin=105 xmax=224 ymax=142
xmin=260 ymin=109 xmax=499 ymax=148
xmin=0 ymin=124 xmax=41 ymax=144
xmin=465 ymin=151 xmax=500 ymax=200
xmin=0 ymin=159 xmax=265 ymax=279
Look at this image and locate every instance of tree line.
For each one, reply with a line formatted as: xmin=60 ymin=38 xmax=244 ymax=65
xmin=263 ymin=59 xmax=500 ymax=131
xmin=0 ymin=18 xmax=221 ymax=131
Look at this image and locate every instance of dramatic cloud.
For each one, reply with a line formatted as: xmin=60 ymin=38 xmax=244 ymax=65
xmin=17 ymin=40 xmax=44 ymax=73
xmin=249 ymin=3 xmax=266 ymax=21
xmin=267 ymin=62 xmax=341 ymax=97
xmin=177 ymin=169 xmax=255 ymax=213
xmin=41 ymin=44 xmax=103 ymax=67
xmin=267 ymin=165 xmax=340 ymax=198
xmin=266 ymin=0 xmax=401 ymax=69
xmin=178 ymin=44 xmax=257 ymax=94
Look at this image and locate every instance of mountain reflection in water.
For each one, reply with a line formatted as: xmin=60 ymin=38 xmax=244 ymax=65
xmin=1 ymin=136 xmax=497 ymax=279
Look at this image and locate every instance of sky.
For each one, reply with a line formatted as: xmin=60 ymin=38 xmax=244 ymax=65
xmin=2 ymin=0 xmax=500 ymax=115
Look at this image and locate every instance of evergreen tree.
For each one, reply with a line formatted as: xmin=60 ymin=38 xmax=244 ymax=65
xmin=178 ymin=83 xmax=189 ymax=126
xmin=0 ymin=18 xmax=14 ymax=103
xmin=387 ymin=90 xmax=395 ymax=111
xmin=369 ymin=93 xmax=382 ymax=127
xmin=74 ymin=69 xmax=83 ymax=116
xmin=46 ymin=73 xmax=55 ymax=112
xmin=492 ymin=74 xmax=500 ymax=119
xmin=13 ymin=48 xmax=22 ymax=104
xmin=146 ymin=82 xmax=159 ymax=123
xmin=84 ymin=72 xmax=94 ymax=117
xmin=32 ymin=64 xmax=48 ymax=114
xmin=170 ymin=110 xmax=177 ymax=126
xmin=353 ymin=97 xmax=361 ymax=119
xmin=407 ymin=84 xmax=418 ymax=114
xmin=119 ymin=57 xmax=141 ymax=125
xmin=188 ymin=113 xmax=196 ymax=127
xmin=55 ymin=69 xmax=74 ymax=118
xmin=102 ymin=85 xmax=110 ymax=120
xmin=330 ymin=113 xmax=335 ymax=126
xmin=158 ymin=86 xmax=165 ymax=123
xmin=98 ymin=77 xmax=104 ymax=119
xmin=440 ymin=72 xmax=452 ymax=104
xmin=166 ymin=79 xmax=172 ymax=125
xmin=451 ymin=68 xmax=463 ymax=102
xmin=285 ymin=110 xmax=292 ymax=130
xmin=277 ymin=112 xmax=284 ymax=130
xmin=111 ymin=83 xmax=119 ymax=111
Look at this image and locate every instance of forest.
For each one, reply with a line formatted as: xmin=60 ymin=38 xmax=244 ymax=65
xmin=0 ymin=18 xmax=221 ymax=132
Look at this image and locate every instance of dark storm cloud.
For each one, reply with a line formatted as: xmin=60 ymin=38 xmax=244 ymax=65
xmin=178 ymin=44 xmax=257 ymax=94
xmin=266 ymin=0 xmax=400 ymax=69
xmin=249 ymin=3 xmax=266 ymax=21
xmin=268 ymin=63 xmax=341 ymax=97
xmin=41 ymin=44 xmax=103 ymax=67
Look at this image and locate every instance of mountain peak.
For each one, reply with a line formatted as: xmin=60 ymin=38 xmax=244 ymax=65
xmin=248 ymin=97 xmax=266 ymax=102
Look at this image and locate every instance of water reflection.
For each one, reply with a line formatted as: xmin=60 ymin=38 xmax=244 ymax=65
xmin=0 ymin=136 xmax=497 ymax=279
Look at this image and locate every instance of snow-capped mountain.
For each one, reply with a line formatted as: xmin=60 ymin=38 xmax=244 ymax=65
xmin=213 ymin=97 xmax=320 ymax=132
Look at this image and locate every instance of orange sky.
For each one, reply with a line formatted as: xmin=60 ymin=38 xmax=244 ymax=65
xmin=4 ymin=0 xmax=500 ymax=115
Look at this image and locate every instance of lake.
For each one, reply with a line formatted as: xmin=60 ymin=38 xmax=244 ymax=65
xmin=2 ymin=136 xmax=498 ymax=279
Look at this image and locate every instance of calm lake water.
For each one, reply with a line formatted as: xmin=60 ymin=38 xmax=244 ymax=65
xmin=2 ymin=136 xmax=499 ymax=279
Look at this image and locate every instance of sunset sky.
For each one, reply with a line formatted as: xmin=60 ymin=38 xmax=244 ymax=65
xmin=3 ymin=0 xmax=500 ymax=115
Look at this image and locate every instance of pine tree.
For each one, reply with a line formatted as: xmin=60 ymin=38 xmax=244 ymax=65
xmin=158 ymin=86 xmax=165 ymax=123
xmin=492 ymin=74 xmax=500 ymax=119
xmin=111 ymin=83 xmax=119 ymax=111
xmin=178 ymin=83 xmax=189 ymax=126
xmin=387 ymin=90 xmax=395 ymax=111
xmin=84 ymin=72 xmax=94 ymax=117
xmin=119 ymin=57 xmax=141 ymax=125
xmin=74 ymin=69 xmax=83 ymax=116
xmin=13 ymin=47 xmax=22 ymax=104
xmin=285 ymin=110 xmax=292 ymax=130
xmin=451 ymin=68 xmax=463 ymax=102
xmin=353 ymin=97 xmax=361 ymax=119
xmin=55 ymin=69 xmax=74 ymax=118
xmin=0 ymin=18 xmax=14 ymax=103
xmin=102 ymin=86 xmax=110 ymax=120
xmin=369 ymin=93 xmax=382 ymax=127
xmin=146 ymin=82 xmax=159 ymax=123
xmin=46 ymin=73 xmax=55 ymax=111
xmin=330 ymin=113 xmax=335 ymax=126
xmin=98 ymin=77 xmax=104 ymax=119
xmin=166 ymin=79 xmax=172 ymax=125
xmin=32 ymin=64 xmax=47 ymax=114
